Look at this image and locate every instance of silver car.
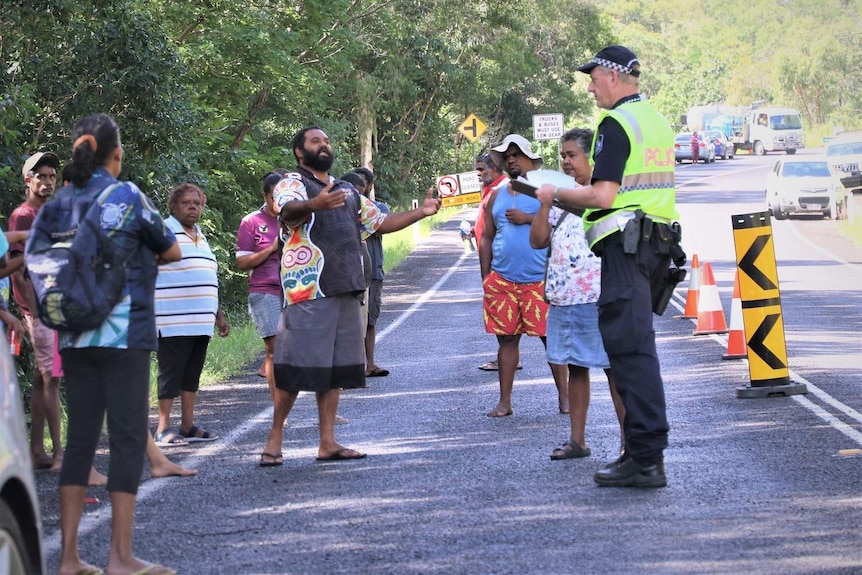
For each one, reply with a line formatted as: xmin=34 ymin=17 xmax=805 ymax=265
xmin=674 ymin=133 xmax=716 ymax=164
xmin=0 ymin=339 xmax=44 ymax=574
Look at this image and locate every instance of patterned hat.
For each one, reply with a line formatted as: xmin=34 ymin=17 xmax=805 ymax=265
xmin=577 ymin=45 xmax=640 ymax=77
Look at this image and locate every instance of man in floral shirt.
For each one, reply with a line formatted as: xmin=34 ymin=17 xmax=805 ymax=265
xmin=258 ymin=126 xmax=440 ymax=467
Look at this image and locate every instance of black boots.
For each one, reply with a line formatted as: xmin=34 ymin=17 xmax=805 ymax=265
xmin=594 ymin=455 xmax=667 ymax=488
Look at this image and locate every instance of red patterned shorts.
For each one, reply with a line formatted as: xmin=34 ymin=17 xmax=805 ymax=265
xmin=482 ymin=270 xmax=548 ymax=336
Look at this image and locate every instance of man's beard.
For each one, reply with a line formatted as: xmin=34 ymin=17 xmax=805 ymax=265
xmin=303 ymin=146 xmax=335 ymax=172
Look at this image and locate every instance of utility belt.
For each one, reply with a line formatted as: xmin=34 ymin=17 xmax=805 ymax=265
xmin=585 ymin=209 xmax=670 ymax=248
xmin=588 ymin=209 xmax=681 ymax=259
xmin=591 ymin=209 xmax=688 ymax=316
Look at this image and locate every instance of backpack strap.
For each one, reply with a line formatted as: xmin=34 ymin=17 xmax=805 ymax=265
xmin=73 ymin=182 xmax=138 ymax=274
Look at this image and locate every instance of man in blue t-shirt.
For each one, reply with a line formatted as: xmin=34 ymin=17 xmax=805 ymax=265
xmin=480 ymin=134 xmax=569 ymax=418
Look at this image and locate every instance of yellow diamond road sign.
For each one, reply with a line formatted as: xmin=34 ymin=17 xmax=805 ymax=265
xmin=459 ymin=114 xmax=486 ymax=143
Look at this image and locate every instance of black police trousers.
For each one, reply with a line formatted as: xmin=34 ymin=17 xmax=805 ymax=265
xmin=595 ymin=231 xmax=670 ymax=462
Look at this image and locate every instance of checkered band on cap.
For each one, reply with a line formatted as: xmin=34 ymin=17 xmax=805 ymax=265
xmin=592 ymin=56 xmax=639 ymax=76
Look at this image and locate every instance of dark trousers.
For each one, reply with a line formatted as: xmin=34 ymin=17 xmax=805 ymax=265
xmin=59 ymin=347 xmax=150 ymax=494
xmin=157 ymin=335 xmax=211 ymax=398
xmin=596 ymin=234 xmax=670 ymax=462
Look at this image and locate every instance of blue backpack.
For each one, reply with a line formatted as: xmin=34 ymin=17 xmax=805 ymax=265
xmin=25 ymin=182 xmax=130 ymax=332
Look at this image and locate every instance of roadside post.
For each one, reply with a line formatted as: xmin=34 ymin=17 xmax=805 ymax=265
xmin=730 ymin=211 xmax=807 ymax=398
xmin=459 ymin=114 xmax=486 ymax=172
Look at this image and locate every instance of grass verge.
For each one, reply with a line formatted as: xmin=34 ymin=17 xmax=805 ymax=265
xmin=839 ymin=217 xmax=862 ymax=247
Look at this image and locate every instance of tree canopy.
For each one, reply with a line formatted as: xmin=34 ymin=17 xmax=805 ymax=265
xmin=2 ymin=0 xmax=857 ymax=308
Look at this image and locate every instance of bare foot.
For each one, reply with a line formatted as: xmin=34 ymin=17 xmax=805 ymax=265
xmin=151 ymin=460 xmax=197 ymax=478
xmin=486 ymin=404 xmax=513 ymax=417
xmin=49 ymin=452 xmax=64 ymax=473
xmin=32 ymin=453 xmax=52 ymax=470
xmin=559 ymin=403 xmax=570 ymax=415
xmin=88 ymin=467 xmax=108 ymax=487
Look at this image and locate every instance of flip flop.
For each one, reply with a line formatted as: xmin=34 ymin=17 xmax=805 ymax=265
xmin=316 ymin=448 xmax=367 ymax=462
xmin=130 ymin=564 xmax=176 ymax=575
xmin=259 ymin=452 xmax=283 ymax=467
xmin=366 ymin=367 xmax=389 ymax=377
xmin=477 ymin=361 xmax=522 ymax=371
xmin=72 ymin=563 xmax=103 ymax=575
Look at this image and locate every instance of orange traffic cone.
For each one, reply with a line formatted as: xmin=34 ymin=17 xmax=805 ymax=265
xmin=693 ymin=262 xmax=728 ymax=335
xmin=722 ymin=270 xmax=747 ymax=359
xmin=675 ymin=253 xmax=700 ymax=319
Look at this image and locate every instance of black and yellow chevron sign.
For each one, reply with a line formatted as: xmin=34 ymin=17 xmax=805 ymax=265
xmin=731 ymin=212 xmax=790 ymax=386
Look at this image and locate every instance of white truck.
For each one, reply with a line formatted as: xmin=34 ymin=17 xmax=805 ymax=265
xmin=734 ymin=106 xmax=805 ymax=155
xmin=684 ymin=104 xmax=744 ymax=138
xmin=685 ymin=104 xmax=805 ymax=156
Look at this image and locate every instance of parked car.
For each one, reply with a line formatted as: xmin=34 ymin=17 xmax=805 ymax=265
xmin=825 ymin=131 xmax=862 ymax=175
xmin=703 ymin=130 xmax=735 ymax=160
xmin=765 ymin=157 xmax=843 ymax=220
xmin=674 ymin=133 xmax=715 ymax=164
xmin=0 ymin=334 xmax=44 ymax=574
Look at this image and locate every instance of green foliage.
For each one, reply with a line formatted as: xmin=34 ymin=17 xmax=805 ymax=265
xmin=6 ymin=0 xmax=856 ymax=321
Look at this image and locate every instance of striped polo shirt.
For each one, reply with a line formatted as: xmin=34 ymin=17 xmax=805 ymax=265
xmin=155 ymin=215 xmax=219 ymax=337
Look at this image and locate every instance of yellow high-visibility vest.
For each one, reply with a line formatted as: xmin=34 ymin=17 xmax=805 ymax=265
xmin=584 ymin=100 xmax=678 ymax=247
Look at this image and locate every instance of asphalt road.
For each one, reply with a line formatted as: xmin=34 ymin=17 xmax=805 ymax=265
xmin=36 ymin=154 xmax=862 ymax=575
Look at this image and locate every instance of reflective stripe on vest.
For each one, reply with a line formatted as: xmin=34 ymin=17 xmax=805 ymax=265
xmin=584 ymin=100 xmax=677 ymax=248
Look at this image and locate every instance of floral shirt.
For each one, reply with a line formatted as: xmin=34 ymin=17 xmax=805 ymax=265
xmin=544 ymin=206 xmax=602 ymax=306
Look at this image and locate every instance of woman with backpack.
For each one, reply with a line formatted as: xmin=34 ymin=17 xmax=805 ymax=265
xmin=29 ymin=113 xmax=181 ymax=575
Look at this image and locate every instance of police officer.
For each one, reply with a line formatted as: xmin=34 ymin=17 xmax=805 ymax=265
xmin=535 ymin=45 xmax=682 ymax=488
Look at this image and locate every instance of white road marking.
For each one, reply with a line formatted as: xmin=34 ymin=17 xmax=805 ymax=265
xmin=43 ymin=250 xmax=473 ymax=557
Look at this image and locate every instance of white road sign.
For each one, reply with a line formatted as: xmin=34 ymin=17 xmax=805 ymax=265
xmin=533 ymin=113 xmax=565 ymax=141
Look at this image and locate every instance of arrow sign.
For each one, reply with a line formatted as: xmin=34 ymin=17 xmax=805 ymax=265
xmin=738 ymin=234 xmax=778 ymax=291
xmin=731 ymin=211 xmax=790 ymax=390
xmin=747 ymin=313 xmax=787 ymax=370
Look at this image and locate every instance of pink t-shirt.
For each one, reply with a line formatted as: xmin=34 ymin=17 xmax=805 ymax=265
xmin=235 ymin=207 xmax=282 ymax=296
xmin=8 ymin=201 xmax=39 ymax=314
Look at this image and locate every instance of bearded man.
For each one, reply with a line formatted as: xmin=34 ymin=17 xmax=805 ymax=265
xmin=257 ymin=126 xmax=441 ymax=466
